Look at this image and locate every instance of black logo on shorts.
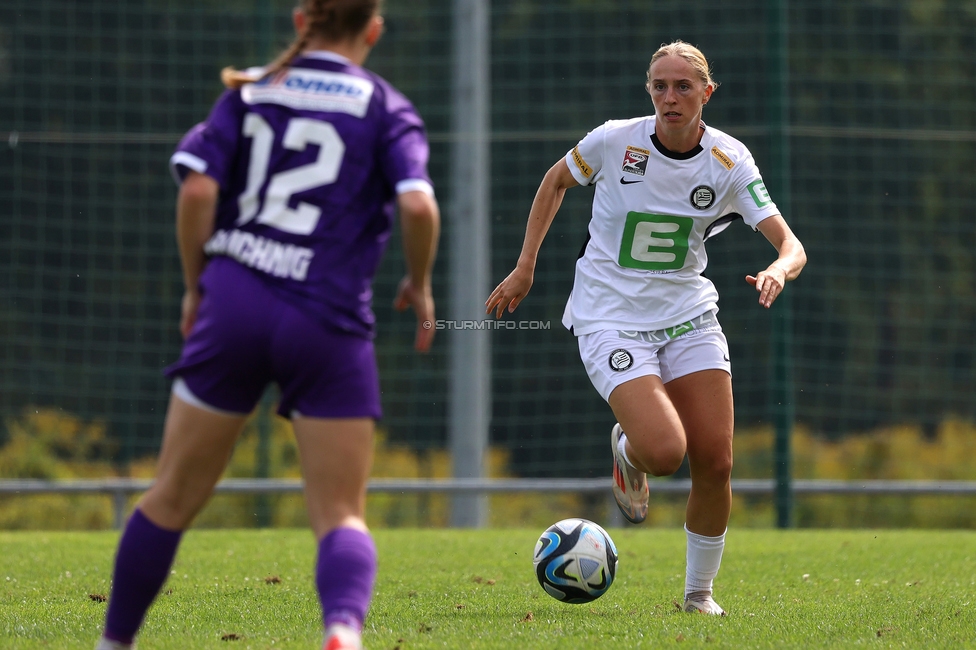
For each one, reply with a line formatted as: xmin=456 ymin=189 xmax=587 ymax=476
xmin=690 ymin=185 xmax=715 ymax=210
xmin=609 ymin=349 xmax=634 ymax=372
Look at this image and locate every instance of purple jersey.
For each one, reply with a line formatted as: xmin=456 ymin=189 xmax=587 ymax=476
xmin=170 ymin=51 xmax=432 ymax=337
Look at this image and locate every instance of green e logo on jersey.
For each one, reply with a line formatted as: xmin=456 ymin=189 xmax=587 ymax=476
xmin=747 ymin=179 xmax=771 ymax=207
xmin=618 ymin=212 xmax=693 ymax=271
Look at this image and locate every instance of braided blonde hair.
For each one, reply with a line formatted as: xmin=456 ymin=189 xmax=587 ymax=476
xmin=221 ymin=0 xmax=380 ymax=89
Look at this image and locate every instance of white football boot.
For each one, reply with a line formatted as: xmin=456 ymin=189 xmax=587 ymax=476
xmin=683 ymin=593 xmax=727 ymax=615
xmin=610 ymin=423 xmax=649 ymax=524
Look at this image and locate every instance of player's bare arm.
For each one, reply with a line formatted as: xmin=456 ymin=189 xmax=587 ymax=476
xmin=746 ymin=214 xmax=806 ymax=308
xmin=395 ymin=189 xmax=440 ymax=352
xmin=175 ymin=171 xmax=219 ymax=338
xmin=486 ymin=159 xmax=579 ymax=318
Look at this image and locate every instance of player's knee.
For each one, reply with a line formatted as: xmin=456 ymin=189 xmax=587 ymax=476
xmin=141 ymin=484 xmax=204 ymax=530
xmin=646 ymin=455 xmax=685 ymax=477
xmin=643 ymin=440 xmax=687 ymax=477
xmin=694 ymin=453 xmax=733 ymax=484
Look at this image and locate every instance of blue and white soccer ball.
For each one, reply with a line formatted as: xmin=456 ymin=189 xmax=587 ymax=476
xmin=533 ymin=518 xmax=618 ymax=603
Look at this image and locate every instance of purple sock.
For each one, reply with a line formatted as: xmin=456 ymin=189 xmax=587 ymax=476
xmin=103 ymin=508 xmax=183 ymax=644
xmin=316 ymin=527 xmax=377 ymax=631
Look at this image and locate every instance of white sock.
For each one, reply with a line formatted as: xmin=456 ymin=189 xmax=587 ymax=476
xmin=94 ymin=637 xmax=132 ymax=650
xmin=617 ymin=432 xmax=638 ymax=470
xmin=684 ymin=524 xmax=726 ymax=599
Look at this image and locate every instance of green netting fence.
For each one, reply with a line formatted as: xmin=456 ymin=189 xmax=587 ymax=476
xmin=1 ymin=1 xmax=974 ymax=497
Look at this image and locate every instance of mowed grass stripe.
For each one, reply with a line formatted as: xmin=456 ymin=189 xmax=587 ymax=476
xmin=1 ymin=529 xmax=974 ymax=649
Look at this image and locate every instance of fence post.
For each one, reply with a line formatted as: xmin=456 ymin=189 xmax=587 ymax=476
xmin=767 ymin=0 xmax=794 ymax=528
xmin=251 ymin=0 xmax=276 ymax=530
xmin=255 ymin=389 xmax=274 ymax=528
xmin=449 ymin=0 xmax=491 ymax=528
xmin=113 ymin=489 xmax=128 ymax=530
xmin=606 ymin=493 xmax=624 ymax=528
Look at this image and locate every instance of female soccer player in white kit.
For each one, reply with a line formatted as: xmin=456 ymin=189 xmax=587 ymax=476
xmin=487 ymin=41 xmax=806 ymax=614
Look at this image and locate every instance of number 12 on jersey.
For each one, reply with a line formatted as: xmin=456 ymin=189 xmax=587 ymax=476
xmin=237 ymin=112 xmax=346 ymax=236
xmin=618 ymin=212 xmax=693 ymax=271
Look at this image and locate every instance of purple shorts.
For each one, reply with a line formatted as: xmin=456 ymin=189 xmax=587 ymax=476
xmin=165 ymin=258 xmax=381 ymax=419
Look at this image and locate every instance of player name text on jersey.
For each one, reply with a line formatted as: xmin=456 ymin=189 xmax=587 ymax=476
xmin=204 ymin=228 xmax=314 ymax=281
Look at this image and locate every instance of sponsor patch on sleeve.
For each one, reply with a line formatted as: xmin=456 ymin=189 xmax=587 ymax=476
xmin=621 ymin=145 xmax=650 ymax=176
xmin=747 ymin=179 xmax=772 ymax=207
xmin=710 ymin=146 xmax=735 ymax=170
xmin=571 ymin=146 xmax=593 ymax=178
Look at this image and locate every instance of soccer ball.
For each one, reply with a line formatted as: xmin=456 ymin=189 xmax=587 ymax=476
xmin=533 ymin=518 xmax=618 ymax=603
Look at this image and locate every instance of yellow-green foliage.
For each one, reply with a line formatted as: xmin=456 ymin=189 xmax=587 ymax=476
xmin=0 ymin=408 xmax=587 ymax=530
xmin=730 ymin=418 xmax=976 ymax=528
xmin=189 ymin=414 xmax=584 ymax=530
xmin=0 ymin=409 xmax=118 ymax=529
xmin=0 ymin=409 xmax=115 ymax=479
xmin=2 ymin=408 xmax=975 ymax=530
xmin=733 ymin=419 xmax=976 ymax=481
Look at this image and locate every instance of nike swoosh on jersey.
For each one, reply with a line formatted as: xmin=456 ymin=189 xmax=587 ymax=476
xmin=619 ymin=177 xmax=642 ymax=185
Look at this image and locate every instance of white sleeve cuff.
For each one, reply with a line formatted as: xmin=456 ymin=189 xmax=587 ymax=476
xmin=169 ymin=151 xmax=208 ymax=185
xmin=395 ymin=178 xmax=435 ymax=197
xmin=564 ymin=150 xmax=593 ymax=186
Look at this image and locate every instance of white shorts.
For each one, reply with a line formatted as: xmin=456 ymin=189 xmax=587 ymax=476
xmin=577 ymin=311 xmax=732 ymax=402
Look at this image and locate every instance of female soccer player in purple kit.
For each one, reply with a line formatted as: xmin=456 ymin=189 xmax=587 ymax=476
xmin=95 ymin=2 xmax=439 ymax=649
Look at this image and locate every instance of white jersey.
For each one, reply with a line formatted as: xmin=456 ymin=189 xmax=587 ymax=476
xmin=561 ymin=115 xmax=780 ymax=334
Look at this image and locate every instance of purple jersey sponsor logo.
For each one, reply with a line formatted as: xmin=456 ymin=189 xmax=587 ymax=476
xmin=243 ymin=69 xmax=374 ymax=117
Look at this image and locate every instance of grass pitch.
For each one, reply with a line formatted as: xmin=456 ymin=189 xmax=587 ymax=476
xmin=1 ymin=527 xmax=974 ymax=649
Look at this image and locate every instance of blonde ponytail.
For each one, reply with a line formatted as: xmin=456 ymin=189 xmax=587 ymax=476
xmin=218 ymin=0 xmax=378 ymax=89
xmin=221 ymin=33 xmax=310 ymax=89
